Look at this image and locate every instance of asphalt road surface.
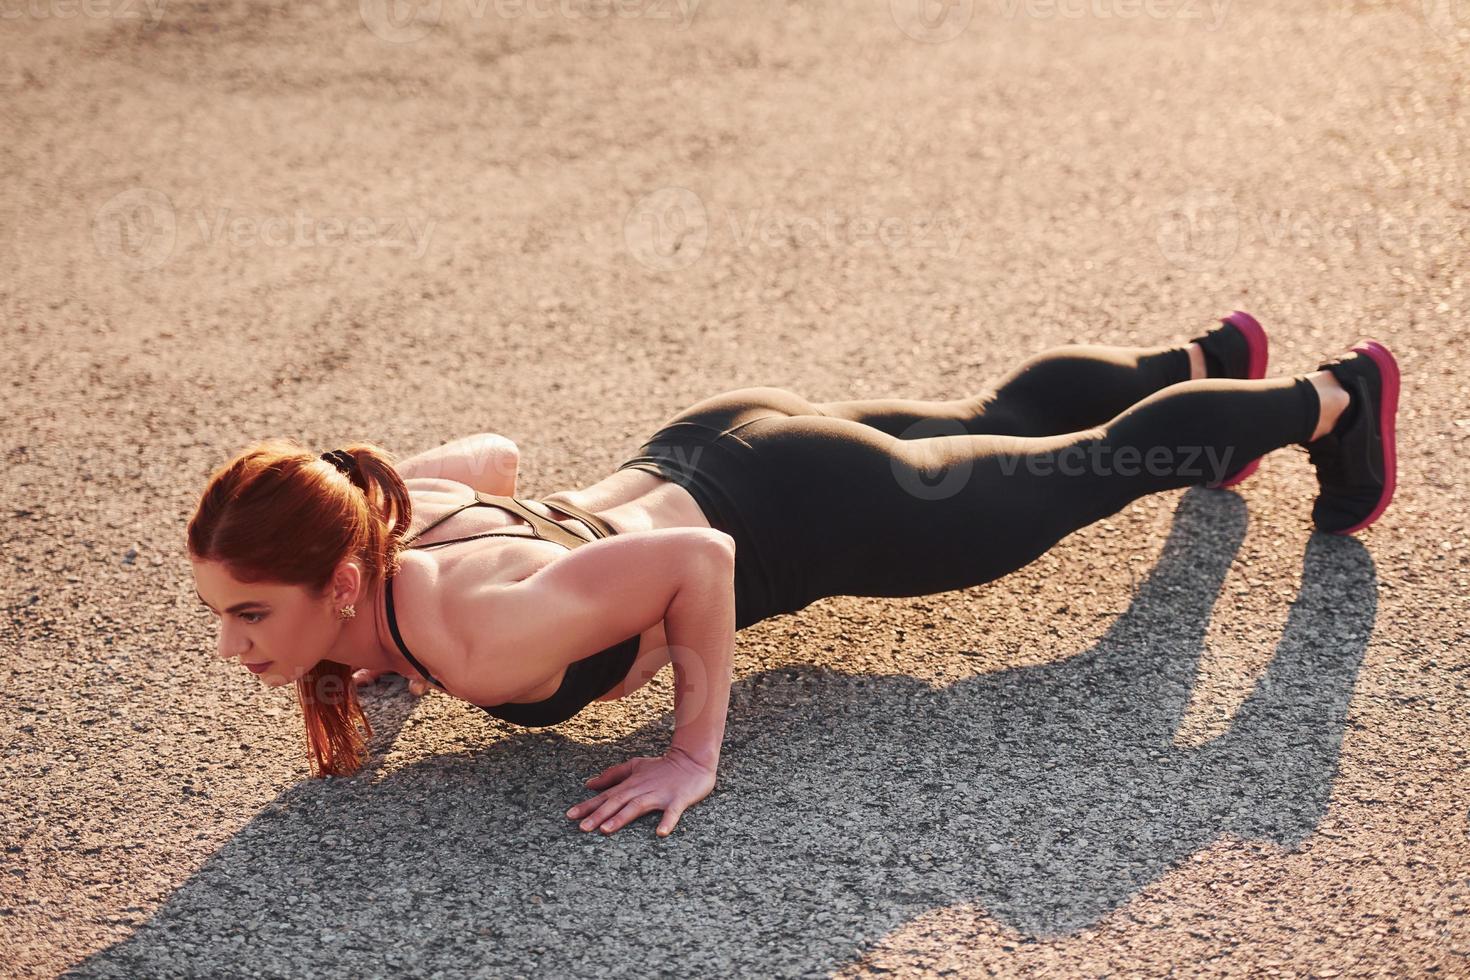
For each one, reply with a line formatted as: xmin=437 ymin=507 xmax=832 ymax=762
xmin=3 ymin=0 xmax=1468 ymax=976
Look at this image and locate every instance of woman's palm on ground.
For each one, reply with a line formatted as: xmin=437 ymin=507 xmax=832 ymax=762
xmin=352 ymin=668 xmax=430 ymax=696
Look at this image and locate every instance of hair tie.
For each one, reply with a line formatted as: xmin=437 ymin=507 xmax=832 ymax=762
xmin=320 ymin=449 xmax=358 ymax=476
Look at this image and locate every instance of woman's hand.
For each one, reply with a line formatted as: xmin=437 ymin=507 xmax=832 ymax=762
xmin=352 ymin=668 xmax=430 ymax=696
xmin=566 ymin=746 xmax=717 ymax=838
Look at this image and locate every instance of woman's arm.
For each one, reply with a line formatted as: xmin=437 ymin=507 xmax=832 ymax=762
xmin=570 ymin=540 xmax=740 ymax=840
xmin=357 ymin=435 xmax=519 ymax=690
xmin=394 ymin=433 xmax=519 ymax=496
xmin=440 ymin=526 xmax=738 ymax=837
xmin=661 ymin=541 xmax=737 ymax=769
xmin=569 ymin=543 xmax=735 ymax=837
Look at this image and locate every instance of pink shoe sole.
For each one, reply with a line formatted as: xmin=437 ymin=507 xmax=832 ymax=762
xmin=1207 ymin=310 xmax=1270 ymax=489
xmin=1327 ymin=339 xmax=1400 ymax=535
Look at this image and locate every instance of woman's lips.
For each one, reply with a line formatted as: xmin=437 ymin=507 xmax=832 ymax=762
xmin=244 ymin=661 xmax=272 ymax=674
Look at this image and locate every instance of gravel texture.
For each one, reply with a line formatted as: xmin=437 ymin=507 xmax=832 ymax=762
xmin=3 ymin=0 xmax=1468 ymax=976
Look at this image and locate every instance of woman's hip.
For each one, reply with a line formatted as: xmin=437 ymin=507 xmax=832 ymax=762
xmin=643 ymin=385 xmax=822 ymax=440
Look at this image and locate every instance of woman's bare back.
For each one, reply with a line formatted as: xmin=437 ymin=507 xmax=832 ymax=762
xmin=387 ymin=468 xmax=713 ymax=705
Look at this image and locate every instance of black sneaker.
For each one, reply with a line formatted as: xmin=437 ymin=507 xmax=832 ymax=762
xmin=1304 ymin=340 xmax=1400 ymax=535
xmin=1191 ymin=310 xmax=1270 ymax=488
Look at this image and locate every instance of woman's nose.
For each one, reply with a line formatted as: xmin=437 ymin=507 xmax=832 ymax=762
xmin=216 ymin=628 xmax=245 ymax=661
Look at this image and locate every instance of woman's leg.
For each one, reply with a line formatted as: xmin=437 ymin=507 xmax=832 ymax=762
xmin=740 ymin=373 xmax=1323 ymax=612
xmin=814 ymin=342 xmax=1193 ymax=439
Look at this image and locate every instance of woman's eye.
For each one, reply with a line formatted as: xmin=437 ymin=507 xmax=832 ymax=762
xmin=240 ymin=612 xmax=264 ymax=625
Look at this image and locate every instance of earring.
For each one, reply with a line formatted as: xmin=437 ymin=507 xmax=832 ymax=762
xmin=337 ymin=604 xmax=356 ymax=620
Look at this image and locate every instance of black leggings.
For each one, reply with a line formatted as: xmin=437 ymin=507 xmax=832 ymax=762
xmin=617 ymin=341 xmax=1322 ymax=629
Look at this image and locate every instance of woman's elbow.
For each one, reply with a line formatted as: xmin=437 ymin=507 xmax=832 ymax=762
xmin=696 ymin=528 xmax=736 ymax=565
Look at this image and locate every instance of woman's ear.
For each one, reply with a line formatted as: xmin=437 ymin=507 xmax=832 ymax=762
xmin=330 ymin=558 xmax=367 ymax=609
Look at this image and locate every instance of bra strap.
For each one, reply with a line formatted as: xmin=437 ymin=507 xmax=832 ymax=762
xmin=472 ymin=492 xmax=591 ymax=549
xmin=383 ymin=577 xmax=445 ymax=689
xmin=402 ymin=498 xmax=480 ymax=548
xmin=536 ymin=497 xmax=617 ymax=540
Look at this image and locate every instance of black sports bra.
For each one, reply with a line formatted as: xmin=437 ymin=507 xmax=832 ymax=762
xmin=383 ymin=490 xmax=640 ymax=727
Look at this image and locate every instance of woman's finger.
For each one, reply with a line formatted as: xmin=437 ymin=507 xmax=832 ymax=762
xmin=656 ymin=803 xmax=685 ymax=838
xmin=352 ymin=668 xmax=382 ymax=686
xmin=566 ymin=790 xmax=611 ymax=822
xmin=577 ymin=793 xmax=632 ymax=831
xmin=584 ymin=759 xmax=636 ymax=790
xmin=577 ymin=790 xmax=646 ymax=833
xmin=596 ymin=796 xmax=659 ymax=835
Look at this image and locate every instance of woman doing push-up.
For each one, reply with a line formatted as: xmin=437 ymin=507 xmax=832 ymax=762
xmin=186 ymin=312 xmax=1400 ymax=838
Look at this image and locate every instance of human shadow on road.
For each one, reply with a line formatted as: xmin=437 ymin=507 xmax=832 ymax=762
xmin=73 ymin=488 xmax=1376 ymax=977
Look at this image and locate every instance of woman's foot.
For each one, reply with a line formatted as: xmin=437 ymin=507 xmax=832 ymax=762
xmin=1188 ymin=310 xmax=1270 ymax=382
xmin=1188 ymin=311 xmax=1271 ymax=488
xmin=1306 ymin=370 xmax=1351 ymax=442
xmin=1302 ymin=340 xmax=1400 ymax=535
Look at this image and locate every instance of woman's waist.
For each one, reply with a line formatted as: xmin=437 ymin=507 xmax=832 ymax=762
xmin=623 ymin=419 xmax=775 ymax=467
xmin=618 ymin=427 xmax=767 ymax=501
xmin=621 ymin=428 xmax=784 ymax=549
xmin=619 ymin=420 xmax=802 ymax=630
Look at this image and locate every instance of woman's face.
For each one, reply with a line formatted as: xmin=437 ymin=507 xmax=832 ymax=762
xmin=190 ymin=559 xmax=331 ymax=688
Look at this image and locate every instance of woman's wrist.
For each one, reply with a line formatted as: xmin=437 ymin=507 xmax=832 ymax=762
xmin=664 ymin=546 xmax=737 ymax=774
xmin=667 ymin=741 xmax=720 ymax=772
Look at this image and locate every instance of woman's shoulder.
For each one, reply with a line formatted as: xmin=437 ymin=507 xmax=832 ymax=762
xmin=386 ymin=548 xmax=565 ymax=706
xmin=382 ymin=551 xmax=460 ymax=684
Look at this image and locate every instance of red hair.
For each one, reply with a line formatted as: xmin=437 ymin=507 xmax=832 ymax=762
xmin=186 ymin=438 xmax=413 ymax=777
